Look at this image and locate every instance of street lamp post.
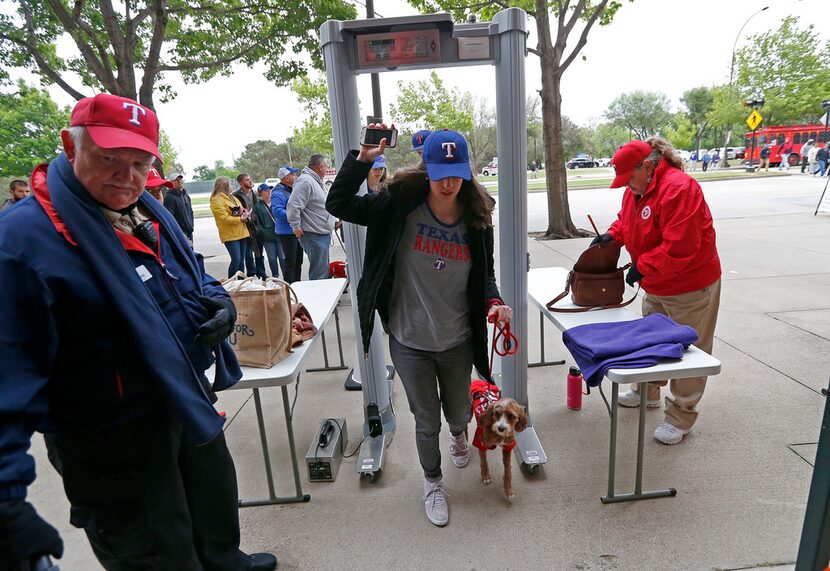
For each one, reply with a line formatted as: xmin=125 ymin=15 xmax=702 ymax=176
xmin=722 ymin=6 xmax=769 ymax=169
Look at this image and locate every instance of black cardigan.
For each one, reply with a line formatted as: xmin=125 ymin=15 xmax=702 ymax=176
xmin=326 ymin=151 xmax=502 ymax=382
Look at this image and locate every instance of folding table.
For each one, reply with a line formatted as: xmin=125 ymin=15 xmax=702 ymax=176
xmin=208 ymin=277 xmax=348 ymax=507
xmin=527 ymin=267 xmax=721 ymax=503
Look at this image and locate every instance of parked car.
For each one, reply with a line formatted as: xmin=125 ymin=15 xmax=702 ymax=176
xmin=675 ymin=150 xmax=691 ymax=163
xmin=707 ymin=147 xmax=742 ymax=160
xmin=596 ymin=157 xmax=612 ymax=167
xmin=567 ymin=154 xmax=597 ymax=169
xmin=481 ymin=162 xmax=498 ymax=176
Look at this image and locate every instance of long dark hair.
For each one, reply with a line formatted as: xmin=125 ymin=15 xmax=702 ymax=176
xmin=382 ymin=165 xmax=495 ymax=229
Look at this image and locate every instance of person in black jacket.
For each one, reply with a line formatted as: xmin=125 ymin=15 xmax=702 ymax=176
xmin=163 ymin=172 xmax=195 ymax=244
xmin=326 ymin=126 xmax=513 ymax=528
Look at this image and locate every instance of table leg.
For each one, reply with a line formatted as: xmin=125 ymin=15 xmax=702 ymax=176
xmin=307 ymin=307 xmax=348 ymax=373
xmin=529 ymin=312 xmax=566 ymax=368
xmin=602 ymin=383 xmax=619 ymax=502
xmin=601 ymin=382 xmax=677 ymax=504
xmin=238 ymin=386 xmax=312 ymax=507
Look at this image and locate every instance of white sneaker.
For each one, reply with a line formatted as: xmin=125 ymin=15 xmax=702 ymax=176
xmin=423 ymin=479 xmax=449 ymax=526
xmin=618 ymin=388 xmax=661 ymax=409
xmin=653 ymin=421 xmax=690 ymax=445
xmin=449 ymin=431 xmax=470 ymax=468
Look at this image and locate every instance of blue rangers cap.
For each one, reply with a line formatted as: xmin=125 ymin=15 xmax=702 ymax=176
xmin=411 ymin=129 xmax=431 ymax=152
xmin=421 ymin=129 xmax=471 ymax=181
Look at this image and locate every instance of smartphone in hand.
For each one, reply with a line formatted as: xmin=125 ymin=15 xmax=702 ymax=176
xmin=360 ymin=125 xmax=398 ymax=148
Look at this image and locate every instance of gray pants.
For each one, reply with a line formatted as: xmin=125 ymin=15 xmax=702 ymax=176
xmin=389 ymin=336 xmax=474 ymax=480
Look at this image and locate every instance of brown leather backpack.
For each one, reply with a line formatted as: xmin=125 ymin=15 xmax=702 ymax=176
xmin=546 ymin=241 xmax=638 ymax=313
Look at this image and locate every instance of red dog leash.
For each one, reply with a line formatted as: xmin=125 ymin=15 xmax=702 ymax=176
xmin=489 ymin=318 xmax=519 ymax=371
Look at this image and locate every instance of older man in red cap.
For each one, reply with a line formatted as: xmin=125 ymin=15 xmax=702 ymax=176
xmin=0 ymin=94 xmax=277 ymax=570
xmin=592 ymin=138 xmax=721 ymax=445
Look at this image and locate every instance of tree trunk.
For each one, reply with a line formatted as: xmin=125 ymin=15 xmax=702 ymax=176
xmin=534 ymin=3 xmax=590 ymax=240
xmin=539 ymin=62 xmax=589 ymax=238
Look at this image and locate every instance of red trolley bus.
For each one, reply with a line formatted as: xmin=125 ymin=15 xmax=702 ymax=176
xmin=744 ymin=123 xmax=828 ymax=167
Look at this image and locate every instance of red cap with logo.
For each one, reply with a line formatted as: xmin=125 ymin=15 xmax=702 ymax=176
xmin=70 ymin=93 xmax=161 ymax=161
xmin=609 ymin=140 xmax=652 ymax=189
xmin=145 ymin=167 xmax=173 ymax=189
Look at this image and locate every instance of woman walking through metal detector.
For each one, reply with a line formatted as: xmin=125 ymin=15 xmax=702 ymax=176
xmin=326 ymin=126 xmax=513 ymax=527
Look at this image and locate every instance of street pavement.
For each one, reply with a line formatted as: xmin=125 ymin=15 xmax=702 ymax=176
xmin=27 ymin=171 xmax=830 ymax=569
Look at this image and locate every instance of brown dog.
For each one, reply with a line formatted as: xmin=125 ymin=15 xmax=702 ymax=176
xmin=470 ymin=380 xmax=528 ymax=499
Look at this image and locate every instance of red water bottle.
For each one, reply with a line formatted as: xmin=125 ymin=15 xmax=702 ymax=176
xmin=567 ymin=366 xmax=584 ymax=410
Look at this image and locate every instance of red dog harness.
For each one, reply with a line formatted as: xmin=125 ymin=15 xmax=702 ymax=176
xmin=470 ymin=379 xmax=516 ymax=452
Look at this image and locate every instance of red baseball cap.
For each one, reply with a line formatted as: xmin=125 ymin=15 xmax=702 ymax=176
xmin=145 ymin=167 xmax=173 ymax=189
xmin=610 ymin=140 xmax=652 ymax=189
xmin=70 ymin=93 xmax=161 ymax=161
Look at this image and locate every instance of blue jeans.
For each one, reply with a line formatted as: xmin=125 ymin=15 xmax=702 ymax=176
xmin=260 ymin=238 xmax=285 ymax=278
xmin=244 ymin=238 xmax=266 ymax=279
xmin=818 ymin=159 xmax=827 ymax=176
xmin=224 ymin=238 xmax=247 ymax=278
xmin=299 ymin=232 xmax=331 ymax=280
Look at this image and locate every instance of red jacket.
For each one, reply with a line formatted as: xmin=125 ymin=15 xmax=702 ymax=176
xmin=608 ymin=162 xmax=721 ymax=296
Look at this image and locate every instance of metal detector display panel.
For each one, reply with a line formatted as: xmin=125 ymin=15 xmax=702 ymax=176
xmin=355 ymin=29 xmax=440 ymax=69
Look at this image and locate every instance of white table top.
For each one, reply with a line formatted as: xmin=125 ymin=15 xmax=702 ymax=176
xmin=207 ymin=277 xmax=348 ymax=390
xmin=527 ymin=267 xmax=721 ymax=384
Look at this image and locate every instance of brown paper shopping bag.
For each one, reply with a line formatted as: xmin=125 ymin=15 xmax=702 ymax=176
xmin=222 ymin=274 xmax=294 ymax=368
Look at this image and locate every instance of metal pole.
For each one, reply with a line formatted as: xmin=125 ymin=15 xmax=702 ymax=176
xmin=725 ymin=6 xmax=769 ymax=169
xmin=366 ymin=0 xmax=382 ymax=119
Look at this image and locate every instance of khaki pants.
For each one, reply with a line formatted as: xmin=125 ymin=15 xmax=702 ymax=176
xmin=759 ymin=157 xmax=770 ymax=171
xmin=632 ymin=279 xmax=721 ymax=430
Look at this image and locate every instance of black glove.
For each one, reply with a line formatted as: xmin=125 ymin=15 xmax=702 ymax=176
xmin=590 ymin=233 xmax=614 ymax=247
xmin=194 ymin=295 xmax=237 ymax=346
xmin=625 ymin=264 xmax=643 ymax=287
xmin=0 ymin=500 xmax=63 ymax=566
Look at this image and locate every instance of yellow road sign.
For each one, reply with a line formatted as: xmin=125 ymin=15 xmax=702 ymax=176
xmin=746 ymin=110 xmax=763 ymax=131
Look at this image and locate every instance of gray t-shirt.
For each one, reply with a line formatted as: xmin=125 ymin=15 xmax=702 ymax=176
xmin=388 ymin=202 xmax=472 ymax=352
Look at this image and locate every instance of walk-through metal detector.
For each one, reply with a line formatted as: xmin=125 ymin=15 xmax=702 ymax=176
xmin=320 ymin=7 xmax=545 ymax=479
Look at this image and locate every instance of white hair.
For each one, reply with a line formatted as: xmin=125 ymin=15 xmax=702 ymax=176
xmin=67 ymin=125 xmax=86 ymax=149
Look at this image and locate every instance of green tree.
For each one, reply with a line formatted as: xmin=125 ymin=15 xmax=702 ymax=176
xmin=733 ymin=16 xmax=830 ymax=125
xmin=407 ymin=0 xmax=629 ymax=238
xmin=193 ymin=160 xmax=235 ymax=181
xmin=0 ymin=0 xmax=356 ymax=110
xmin=390 ymin=72 xmax=491 ymax=166
xmin=0 ymin=79 xmax=70 ymax=178
xmin=291 ymin=75 xmax=333 ymax=157
xmin=560 ymin=116 xmax=592 ymax=160
xmin=588 ymin=122 xmax=630 ymax=157
xmin=605 ymin=90 xmax=672 ymax=140
xmin=234 ymin=139 xmax=297 ymax=182
xmin=157 ymin=129 xmax=184 ymax=175
xmin=680 ymin=87 xmax=714 ymax=154
xmin=389 ymin=70 xmax=474 ymax=134
xmin=663 ymin=113 xmax=696 ymax=152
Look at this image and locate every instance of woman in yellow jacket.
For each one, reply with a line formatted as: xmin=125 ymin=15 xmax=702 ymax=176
xmin=210 ymin=176 xmax=250 ymax=277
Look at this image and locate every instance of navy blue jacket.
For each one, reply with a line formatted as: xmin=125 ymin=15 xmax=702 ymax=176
xmin=0 ymin=154 xmax=240 ymax=502
xmin=163 ymin=186 xmax=194 ymax=239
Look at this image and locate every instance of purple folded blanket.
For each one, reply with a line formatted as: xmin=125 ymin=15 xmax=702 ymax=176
xmin=562 ymin=313 xmax=699 ymax=387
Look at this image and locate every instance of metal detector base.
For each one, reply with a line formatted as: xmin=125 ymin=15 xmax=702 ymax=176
xmin=345 ymin=365 xmax=396 ymax=391
xmin=513 ymin=427 xmax=547 ymax=472
xmin=356 ymin=434 xmax=387 ymax=480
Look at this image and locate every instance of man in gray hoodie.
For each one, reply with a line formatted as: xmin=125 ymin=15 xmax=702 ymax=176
xmin=287 ymin=154 xmax=335 ymax=280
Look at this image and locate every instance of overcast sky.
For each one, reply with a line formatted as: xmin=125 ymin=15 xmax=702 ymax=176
xmin=11 ymin=0 xmax=827 ymax=174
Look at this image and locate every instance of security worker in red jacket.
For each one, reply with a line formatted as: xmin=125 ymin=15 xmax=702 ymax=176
xmin=0 ymin=94 xmax=277 ymax=571
xmin=593 ymin=138 xmax=721 ymax=445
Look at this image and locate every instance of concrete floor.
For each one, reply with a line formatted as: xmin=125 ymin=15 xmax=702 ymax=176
xmin=26 ymin=171 xmax=830 ymax=569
